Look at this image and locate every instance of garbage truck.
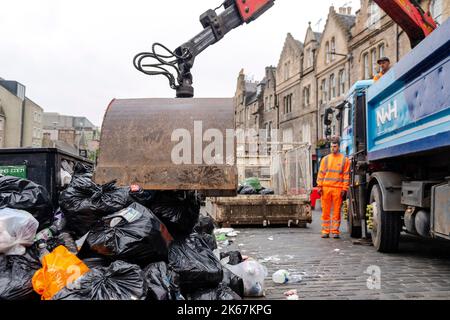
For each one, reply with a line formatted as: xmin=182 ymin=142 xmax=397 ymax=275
xmin=334 ymin=19 xmax=450 ymax=252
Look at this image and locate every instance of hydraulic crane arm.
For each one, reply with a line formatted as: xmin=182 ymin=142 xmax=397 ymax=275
xmin=134 ymin=0 xmax=274 ymax=98
xmin=374 ymin=0 xmax=438 ymax=48
xmin=134 ymin=0 xmax=437 ymax=98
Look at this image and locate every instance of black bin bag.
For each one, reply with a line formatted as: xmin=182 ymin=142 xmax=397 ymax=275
xmin=0 ymin=176 xmax=53 ymax=229
xmin=0 ymin=252 xmax=41 ymax=300
xmin=222 ymin=268 xmax=244 ymax=298
xmin=86 ymin=202 xmax=173 ymax=266
xmin=149 ymin=191 xmax=201 ymax=239
xmin=169 ymin=233 xmax=223 ymax=292
xmin=59 ymin=178 xmax=132 ymax=238
xmin=187 ymin=284 xmax=242 ymax=301
xmin=143 ymin=262 xmax=184 ymax=300
xmin=198 ymin=232 xmax=218 ymax=251
xmin=53 ymin=261 xmax=147 ymax=300
xmin=220 ymin=251 xmax=243 ymax=265
xmin=194 ymin=215 xmax=216 ymax=235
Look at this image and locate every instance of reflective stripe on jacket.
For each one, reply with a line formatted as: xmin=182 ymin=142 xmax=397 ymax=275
xmin=317 ymin=153 xmax=351 ymax=191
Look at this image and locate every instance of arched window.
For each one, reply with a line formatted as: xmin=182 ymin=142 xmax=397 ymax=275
xmin=325 ymin=42 xmax=330 ymax=64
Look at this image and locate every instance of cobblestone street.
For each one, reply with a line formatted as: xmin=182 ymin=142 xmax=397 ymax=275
xmin=225 ymin=210 xmax=450 ymax=300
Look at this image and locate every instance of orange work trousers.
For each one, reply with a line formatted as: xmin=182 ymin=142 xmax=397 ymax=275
xmin=321 ymin=187 xmax=343 ymax=235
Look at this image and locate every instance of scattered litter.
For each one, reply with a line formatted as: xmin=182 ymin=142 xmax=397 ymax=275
xmin=267 ymin=236 xmax=274 ymax=241
xmin=334 ymin=249 xmax=340 ymax=252
xmin=214 ymin=228 xmax=235 ymax=235
xmin=238 ymin=243 xmax=245 ymax=247
xmin=284 ymin=289 xmax=298 ymax=297
xmin=215 ymin=234 xmax=227 ymax=242
xmin=226 ymin=231 xmax=239 ymax=237
xmin=287 ymin=294 xmax=300 ymax=300
xmin=263 ymin=256 xmax=281 ymax=263
xmin=272 ymin=270 xmax=303 ymax=284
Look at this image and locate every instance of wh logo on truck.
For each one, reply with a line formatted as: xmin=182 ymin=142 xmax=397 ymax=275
xmin=376 ymin=100 xmax=398 ymax=127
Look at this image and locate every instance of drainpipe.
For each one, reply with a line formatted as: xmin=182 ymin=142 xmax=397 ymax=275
xmin=20 ymin=99 xmax=25 ymax=147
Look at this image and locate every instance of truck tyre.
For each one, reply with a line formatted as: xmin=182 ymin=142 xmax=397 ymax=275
xmin=369 ymin=184 xmax=401 ymax=253
xmin=347 ymin=196 xmax=362 ymax=238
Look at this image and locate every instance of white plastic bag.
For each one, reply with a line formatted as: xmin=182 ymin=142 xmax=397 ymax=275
xmin=225 ymin=260 xmax=268 ymax=297
xmin=0 ymin=208 xmax=39 ymax=255
xmin=60 ymin=169 xmax=72 ymax=187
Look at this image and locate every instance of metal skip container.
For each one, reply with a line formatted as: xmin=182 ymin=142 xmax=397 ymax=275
xmin=94 ymin=98 xmax=237 ymax=196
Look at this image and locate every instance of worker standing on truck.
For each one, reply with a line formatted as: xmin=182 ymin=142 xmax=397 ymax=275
xmin=373 ymin=57 xmax=391 ymax=81
xmin=317 ymin=137 xmax=351 ymax=239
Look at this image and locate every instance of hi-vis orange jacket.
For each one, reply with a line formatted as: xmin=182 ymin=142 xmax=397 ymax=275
xmin=317 ymin=153 xmax=351 ymax=191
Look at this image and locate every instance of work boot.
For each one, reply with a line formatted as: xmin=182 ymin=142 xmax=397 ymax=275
xmin=321 ymin=234 xmax=330 ymax=239
xmin=333 ymin=234 xmax=340 ymax=239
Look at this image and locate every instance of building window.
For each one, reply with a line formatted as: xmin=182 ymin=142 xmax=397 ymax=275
xmin=303 ymin=86 xmax=311 ymax=107
xmin=325 ymin=41 xmax=331 ymax=64
xmin=368 ymin=0 xmax=380 ymax=27
xmin=302 ymin=124 xmax=311 ymax=144
xmin=269 ymin=95 xmax=273 ymax=109
xmin=330 ymin=74 xmax=336 ymax=99
xmin=338 ymin=69 xmax=346 ymax=96
xmin=325 ymin=42 xmax=330 ymax=64
xmin=290 ymin=94 xmax=293 ymax=113
xmin=363 ymin=53 xmax=370 ymax=79
xmin=378 ymin=43 xmax=385 ymax=59
xmin=284 ymin=61 xmax=290 ymax=80
xmin=331 ymin=37 xmax=336 ymax=61
xmin=430 ymin=0 xmax=443 ymax=24
xmin=321 ymin=79 xmax=328 ymax=104
xmin=0 ymin=118 xmax=4 ymax=131
xmin=371 ymin=49 xmax=378 ymax=77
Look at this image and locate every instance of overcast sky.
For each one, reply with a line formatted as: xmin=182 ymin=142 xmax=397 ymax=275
xmin=0 ymin=0 xmax=359 ymax=126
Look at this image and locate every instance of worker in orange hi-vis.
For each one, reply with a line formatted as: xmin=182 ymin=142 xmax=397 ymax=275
xmin=317 ymin=137 xmax=351 ymax=239
xmin=373 ymin=57 xmax=391 ymax=82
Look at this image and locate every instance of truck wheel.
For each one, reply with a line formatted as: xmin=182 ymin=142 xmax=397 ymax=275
xmin=347 ymin=197 xmax=362 ymax=238
xmin=369 ymin=184 xmax=401 ymax=253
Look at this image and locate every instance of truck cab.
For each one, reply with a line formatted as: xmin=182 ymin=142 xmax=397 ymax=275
xmin=339 ymin=80 xmax=374 ymax=158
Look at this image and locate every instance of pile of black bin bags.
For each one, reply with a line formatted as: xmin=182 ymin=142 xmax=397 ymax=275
xmin=0 ymin=163 xmax=243 ymax=301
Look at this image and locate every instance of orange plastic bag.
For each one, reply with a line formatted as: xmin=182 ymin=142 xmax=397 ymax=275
xmin=32 ymin=246 xmax=90 ymax=300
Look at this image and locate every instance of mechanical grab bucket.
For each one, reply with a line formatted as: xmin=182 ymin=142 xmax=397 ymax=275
xmin=94 ymin=98 xmax=237 ymax=196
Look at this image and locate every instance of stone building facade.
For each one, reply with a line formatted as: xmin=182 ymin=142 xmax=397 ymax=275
xmin=22 ymin=98 xmax=44 ymax=147
xmin=316 ymin=7 xmax=356 ymax=141
xmin=234 ymin=0 xmax=449 ymax=158
xmin=275 ymin=33 xmax=303 ymax=150
xmin=0 ymin=79 xmax=43 ymax=148
xmin=350 ymin=0 xmax=450 ymax=84
xmin=261 ymin=66 xmax=278 ymax=155
xmin=300 ymin=25 xmax=322 ymax=155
